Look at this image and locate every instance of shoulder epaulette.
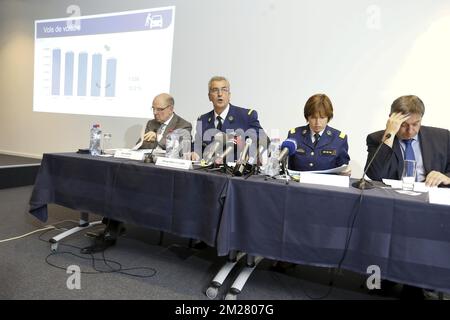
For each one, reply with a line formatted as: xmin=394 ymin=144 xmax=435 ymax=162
xmin=290 ymin=128 xmax=296 ymax=134
xmin=339 ymin=132 xmax=346 ymax=139
xmin=248 ymin=109 xmax=254 ymax=115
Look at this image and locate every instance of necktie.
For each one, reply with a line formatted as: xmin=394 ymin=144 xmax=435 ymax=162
xmin=313 ymin=133 xmax=320 ymax=147
xmin=157 ymin=124 xmax=166 ymax=142
xmin=402 ymin=139 xmax=415 ymax=161
xmin=402 ymin=139 xmax=416 ymax=177
xmin=216 ymin=116 xmax=223 ymax=131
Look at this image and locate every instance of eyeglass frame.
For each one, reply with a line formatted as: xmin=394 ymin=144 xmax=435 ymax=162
xmin=209 ymin=87 xmax=230 ymax=95
xmin=152 ymin=104 xmax=172 ymax=113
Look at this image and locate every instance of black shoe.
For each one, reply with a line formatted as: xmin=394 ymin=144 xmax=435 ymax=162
xmin=270 ymin=261 xmax=296 ymax=273
xmin=80 ymin=238 xmax=116 ymax=254
xmin=191 ymin=240 xmax=208 ymax=250
xmin=400 ymin=285 xmax=425 ymax=300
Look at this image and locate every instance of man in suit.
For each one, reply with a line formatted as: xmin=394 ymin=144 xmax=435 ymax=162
xmin=366 ymin=95 xmax=450 ymax=187
xmin=365 ymin=95 xmax=449 ymax=299
xmin=139 ymin=93 xmax=192 ymax=151
xmin=81 ymin=93 xmax=192 ymax=254
xmin=192 ymin=76 xmax=266 ymax=161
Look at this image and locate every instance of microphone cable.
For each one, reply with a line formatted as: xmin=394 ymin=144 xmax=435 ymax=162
xmin=38 ymin=227 xmax=157 ymax=278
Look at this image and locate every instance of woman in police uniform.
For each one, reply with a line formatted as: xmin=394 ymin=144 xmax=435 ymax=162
xmin=287 ymin=93 xmax=350 ymax=171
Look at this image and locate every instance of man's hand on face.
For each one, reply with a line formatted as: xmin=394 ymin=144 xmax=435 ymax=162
xmin=385 ymin=112 xmax=411 ymax=137
xmin=143 ymin=131 xmax=156 ymax=142
xmin=425 ymin=171 xmax=450 ymax=187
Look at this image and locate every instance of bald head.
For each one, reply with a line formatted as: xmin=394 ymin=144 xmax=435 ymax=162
xmin=152 ymin=93 xmax=175 ymax=123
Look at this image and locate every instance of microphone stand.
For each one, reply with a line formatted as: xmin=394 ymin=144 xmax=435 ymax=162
xmin=352 ymin=133 xmax=391 ymax=190
xmin=280 ymin=158 xmax=290 ymax=185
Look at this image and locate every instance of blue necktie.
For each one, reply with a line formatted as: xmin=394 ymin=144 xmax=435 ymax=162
xmin=402 ymin=139 xmax=415 ymax=161
xmin=403 ymin=139 xmax=415 ymax=177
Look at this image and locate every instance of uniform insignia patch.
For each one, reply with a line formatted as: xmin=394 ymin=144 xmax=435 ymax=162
xmin=326 ymin=130 xmax=332 ymax=136
xmin=290 ymin=128 xmax=296 ymax=134
xmin=228 ymin=115 xmax=234 ymax=122
xmin=321 ymin=149 xmax=337 ymax=156
xmin=339 ymin=132 xmax=346 ymax=139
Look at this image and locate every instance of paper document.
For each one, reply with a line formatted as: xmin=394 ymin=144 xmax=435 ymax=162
xmin=382 ymin=179 xmax=435 ymax=192
xmin=132 ymin=125 xmax=147 ymax=150
xmin=288 ymin=164 xmax=349 ymax=176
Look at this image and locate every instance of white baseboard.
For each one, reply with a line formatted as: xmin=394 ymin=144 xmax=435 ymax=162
xmin=0 ymin=149 xmax=43 ymax=159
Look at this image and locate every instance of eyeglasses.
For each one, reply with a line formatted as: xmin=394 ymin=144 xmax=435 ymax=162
xmin=152 ymin=105 xmax=171 ymax=113
xmin=209 ymin=87 xmax=230 ymax=94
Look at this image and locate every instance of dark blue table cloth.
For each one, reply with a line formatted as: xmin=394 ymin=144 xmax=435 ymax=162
xmin=29 ymin=153 xmax=450 ymax=292
xmin=217 ymin=176 xmax=450 ymax=293
xmin=29 ymin=153 xmax=229 ymax=246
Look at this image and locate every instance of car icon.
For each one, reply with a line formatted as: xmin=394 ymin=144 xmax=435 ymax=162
xmin=149 ymin=15 xmax=163 ymax=28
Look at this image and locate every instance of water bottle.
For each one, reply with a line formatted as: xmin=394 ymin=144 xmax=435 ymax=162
xmin=165 ymin=131 xmax=181 ymax=159
xmin=89 ymin=124 xmax=102 ymax=156
xmin=263 ymin=138 xmax=281 ymax=176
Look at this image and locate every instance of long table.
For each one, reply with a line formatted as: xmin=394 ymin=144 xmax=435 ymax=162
xmin=217 ymin=176 xmax=450 ymax=293
xmin=29 ymin=153 xmax=450 ymax=293
xmin=29 ymin=153 xmax=228 ymax=246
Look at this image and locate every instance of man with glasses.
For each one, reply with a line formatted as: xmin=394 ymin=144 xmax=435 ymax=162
xmin=192 ymin=76 xmax=265 ymax=160
xmin=139 ymin=93 xmax=192 ymax=150
xmin=81 ymin=93 xmax=192 ymax=254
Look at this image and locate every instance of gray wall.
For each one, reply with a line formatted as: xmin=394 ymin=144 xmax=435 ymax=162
xmin=1 ymin=0 xmax=449 ymax=177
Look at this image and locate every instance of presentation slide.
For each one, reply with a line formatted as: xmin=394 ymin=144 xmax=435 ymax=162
xmin=33 ymin=6 xmax=175 ymax=118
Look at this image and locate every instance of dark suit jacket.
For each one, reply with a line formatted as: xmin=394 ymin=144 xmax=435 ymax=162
xmin=139 ymin=113 xmax=192 ymax=150
xmin=193 ymin=104 xmax=264 ymax=152
xmin=365 ymin=126 xmax=450 ymax=182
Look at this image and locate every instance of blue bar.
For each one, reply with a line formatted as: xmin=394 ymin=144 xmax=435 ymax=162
xmin=51 ymin=49 xmax=61 ymax=95
xmin=64 ymin=51 xmax=74 ymax=95
xmin=77 ymin=52 xmax=88 ymax=96
xmin=90 ymin=53 xmax=102 ymax=97
xmin=105 ymin=58 xmax=117 ymax=97
xmin=36 ymin=8 xmax=174 ymax=38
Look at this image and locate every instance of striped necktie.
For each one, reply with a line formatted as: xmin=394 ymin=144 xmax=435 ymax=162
xmin=216 ymin=116 xmax=223 ymax=131
xmin=313 ymin=133 xmax=320 ymax=147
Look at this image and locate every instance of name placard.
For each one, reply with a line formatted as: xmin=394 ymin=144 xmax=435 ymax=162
xmin=114 ymin=149 xmax=147 ymax=160
xmin=429 ymin=188 xmax=450 ymax=206
xmin=155 ymin=157 xmax=193 ymax=170
xmin=299 ymin=172 xmax=349 ymax=188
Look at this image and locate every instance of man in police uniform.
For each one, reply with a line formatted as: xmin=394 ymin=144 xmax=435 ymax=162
xmin=192 ymin=76 xmax=266 ymax=160
xmin=286 ymin=94 xmax=350 ymax=172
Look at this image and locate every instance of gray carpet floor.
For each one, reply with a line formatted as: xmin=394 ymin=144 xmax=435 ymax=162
xmin=0 ymin=185 xmax=425 ymax=300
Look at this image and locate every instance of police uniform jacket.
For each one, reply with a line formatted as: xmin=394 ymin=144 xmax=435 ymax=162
xmin=287 ymin=125 xmax=350 ymax=171
xmin=194 ymin=104 xmax=264 ymax=151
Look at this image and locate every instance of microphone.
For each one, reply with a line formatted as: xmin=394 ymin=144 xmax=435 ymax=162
xmin=233 ymin=138 xmax=253 ymax=176
xmin=203 ymin=132 xmax=226 ymax=164
xmin=248 ymin=145 xmax=265 ymax=166
xmin=278 ymin=139 xmax=297 ymax=163
xmin=352 ymin=133 xmax=392 ymax=190
xmin=215 ymin=135 xmax=240 ymax=165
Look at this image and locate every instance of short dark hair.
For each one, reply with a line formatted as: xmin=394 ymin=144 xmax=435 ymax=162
xmin=304 ymin=94 xmax=333 ymax=121
xmin=390 ymin=95 xmax=425 ymax=116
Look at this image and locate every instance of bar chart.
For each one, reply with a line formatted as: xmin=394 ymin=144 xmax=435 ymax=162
xmin=50 ymin=49 xmax=117 ymax=98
